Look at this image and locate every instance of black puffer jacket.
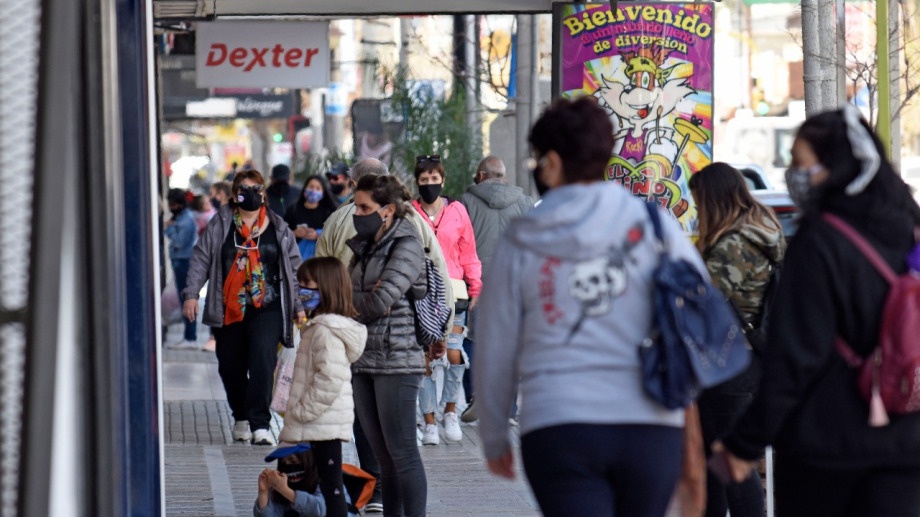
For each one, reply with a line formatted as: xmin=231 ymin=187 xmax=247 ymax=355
xmin=347 ymin=218 xmax=427 ymax=375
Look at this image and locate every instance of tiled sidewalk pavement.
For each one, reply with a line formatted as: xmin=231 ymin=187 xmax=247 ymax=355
xmin=161 ymin=324 xmax=540 ymax=516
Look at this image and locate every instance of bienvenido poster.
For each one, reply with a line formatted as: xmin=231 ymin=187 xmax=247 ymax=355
xmin=557 ymin=3 xmax=714 ymax=230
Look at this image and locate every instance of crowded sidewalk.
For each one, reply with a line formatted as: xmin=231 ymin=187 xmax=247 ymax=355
xmin=161 ymin=320 xmax=540 ymax=516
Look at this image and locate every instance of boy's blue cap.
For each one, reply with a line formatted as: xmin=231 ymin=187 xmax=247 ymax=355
xmin=264 ymin=442 xmax=312 ymax=462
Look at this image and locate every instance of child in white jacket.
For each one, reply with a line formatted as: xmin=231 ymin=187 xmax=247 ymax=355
xmin=279 ymin=257 xmax=368 ymax=517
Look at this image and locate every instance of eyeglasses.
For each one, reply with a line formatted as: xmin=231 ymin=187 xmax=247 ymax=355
xmin=238 ymin=184 xmax=264 ymax=193
xmin=416 ymin=154 xmax=441 ymax=165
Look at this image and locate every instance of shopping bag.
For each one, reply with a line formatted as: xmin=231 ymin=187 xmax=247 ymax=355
xmin=271 ymin=344 xmax=298 ymax=414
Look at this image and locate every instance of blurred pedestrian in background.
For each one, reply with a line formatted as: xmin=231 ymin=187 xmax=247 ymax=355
xmin=688 ymin=162 xmax=786 ymax=517
xmin=712 ymin=106 xmax=920 ymax=517
xmin=165 ymin=188 xmax=199 ymax=350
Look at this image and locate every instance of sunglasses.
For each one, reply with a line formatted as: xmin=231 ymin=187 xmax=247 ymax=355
xmin=416 ymin=154 xmax=441 ymax=165
xmin=238 ymin=184 xmax=264 ymax=193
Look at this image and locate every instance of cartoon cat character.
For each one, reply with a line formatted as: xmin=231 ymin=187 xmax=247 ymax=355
xmin=593 ymin=44 xmax=694 ymax=166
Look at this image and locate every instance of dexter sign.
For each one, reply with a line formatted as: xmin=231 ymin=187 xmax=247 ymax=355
xmin=196 ymin=21 xmax=329 ymax=88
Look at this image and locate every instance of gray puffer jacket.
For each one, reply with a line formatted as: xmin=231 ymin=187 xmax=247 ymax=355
xmin=183 ymin=204 xmax=303 ymax=347
xmin=347 ymin=218 xmax=427 ymax=375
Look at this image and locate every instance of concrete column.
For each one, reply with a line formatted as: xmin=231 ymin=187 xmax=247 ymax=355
xmin=514 ymin=14 xmax=534 ymax=192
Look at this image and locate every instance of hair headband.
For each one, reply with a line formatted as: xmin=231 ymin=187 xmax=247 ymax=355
xmin=842 ymin=104 xmax=881 ymax=196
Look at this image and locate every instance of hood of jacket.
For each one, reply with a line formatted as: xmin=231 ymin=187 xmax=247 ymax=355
xmin=505 ymin=182 xmax=650 ymax=262
xmin=467 ymin=180 xmax=527 ymax=210
xmin=308 ymin=314 xmax=367 ymax=363
xmin=736 ymin=220 xmax=786 ymax=264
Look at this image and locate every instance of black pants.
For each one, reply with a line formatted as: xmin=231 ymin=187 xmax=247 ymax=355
xmin=775 ymin=457 xmax=920 ymax=517
xmin=353 ymin=415 xmax=382 ymax=504
xmin=521 ymin=424 xmax=683 ymax=517
xmin=311 ymin=440 xmax=347 ymax=517
xmin=212 ymin=302 xmax=282 ymax=431
xmin=698 ymin=361 xmax=763 ymax=517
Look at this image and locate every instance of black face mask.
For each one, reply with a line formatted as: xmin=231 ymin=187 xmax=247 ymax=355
xmin=418 ymin=184 xmax=442 ymax=204
xmin=330 ymin=183 xmax=346 ymax=195
xmin=170 ymin=206 xmax=183 ymax=217
xmin=210 ymin=197 xmax=221 ymax=210
xmin=353 ymin=210 xmax=385 ymax=239
xmin=235 ymin=189 xmax=263 ymax=211
xmin=532 ymin=160 xmax=550 ymax=196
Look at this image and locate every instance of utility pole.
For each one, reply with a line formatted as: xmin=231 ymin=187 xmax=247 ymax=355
xmin=801 ymin=0 xmax=822 ymax=116
xmin=889 ymin=0 xmax=901 ymax=169
xmin=817 ymin=0 xmax=837 ymax=110
xmin=514 ymin=15 xmax=535 ymax=192
xmin=877 ymin=0 xmax=891 ymax=156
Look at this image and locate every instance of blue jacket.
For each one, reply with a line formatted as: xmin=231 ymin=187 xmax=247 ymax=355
xmin=252 ymin=488 xmax=325 ymax=517
xmin=165 ymin=208 xmax=197 ymax=260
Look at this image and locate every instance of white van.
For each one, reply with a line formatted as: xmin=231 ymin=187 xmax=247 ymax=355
xmin=718 ymin=115 xmax=803 ymax=188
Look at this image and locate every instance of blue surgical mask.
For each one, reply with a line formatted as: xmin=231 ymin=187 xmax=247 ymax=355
xmin=298 ymin=287 xmax=320 ymax=311
xmin=304 ymin=190 xmax=323 ymax=204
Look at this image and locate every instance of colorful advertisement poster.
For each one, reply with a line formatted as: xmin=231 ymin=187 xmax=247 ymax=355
xmin=557 ymin=3 xmax=714 ymax=230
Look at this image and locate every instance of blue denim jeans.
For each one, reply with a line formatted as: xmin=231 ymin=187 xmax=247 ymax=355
xmin=352 ymin=373 xmax=427 ymax=517
xmin=419 ymin=311 xmax=466 ymax=414
xmin=172 ymin=258 xmax=197 ymax=341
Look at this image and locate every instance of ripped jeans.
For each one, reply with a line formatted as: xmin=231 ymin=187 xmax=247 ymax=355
xmin=418 ymin=311 xmax=468 ymax=414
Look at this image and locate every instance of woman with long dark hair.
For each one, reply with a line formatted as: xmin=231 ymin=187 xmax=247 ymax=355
xmin=712 ymin=106 xmax=920 ymax=516
xmin=183 ymin=169 xmax=305 ymax=446
xmin=688 ymin=162 xmax=785 ymax=517
xmin=347 ymin=174 xmax=434 ymax=517
xmin=284 ymin=174 xmax=338 ymax=260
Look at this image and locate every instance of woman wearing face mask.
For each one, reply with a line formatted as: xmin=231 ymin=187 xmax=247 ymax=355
xmin=474 ymin=98 xmax=706 ymax=516
xmin=711 ymin=106 xmax=920 ymax=517
xmin=284 ymin=174 xmax=339 ymax=260
xmin=346 ymin=174 xmax=432 ymax=517
xmin=410 ymin=154 xmax=482 ymax=445
xmin=688 ymin=163 xmax=786 ymax=517
xmin=183 ymin=169 xmax=306 ymax=446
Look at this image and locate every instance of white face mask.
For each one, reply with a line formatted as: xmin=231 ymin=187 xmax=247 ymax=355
xmin=785 ymin=164 xmax=824 ymax=207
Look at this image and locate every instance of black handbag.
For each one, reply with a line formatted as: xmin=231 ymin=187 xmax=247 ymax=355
xmin=641 ymin=203 xmax=752 ymax=409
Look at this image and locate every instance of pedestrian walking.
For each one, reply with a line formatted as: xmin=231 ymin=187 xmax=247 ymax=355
xmin=347 ymin=174 xmax=433 ymax=517
xmin=475 ymin=97 xmax=705 ymax=516
xmin=688 ymin=162 xmax=786 ymax=517
xmin=266 ymin=164 xmax=301 ymax=217
xmin=712 ymin=105 xmax=920 ymax=517
xmin=283 ymin=174 xmax=338 ymax=260
xmin=165 ymin=188 xmax=199 ymax=350
xmin=279 ymin=257 xmax=367 ymax=517
xmin=458 ymin=155 xmax=534 ymax=422
xmin=412 ymin=154 xmax=482 ymax=445
xmin=183 ymin=169 xmax=305 ymax=446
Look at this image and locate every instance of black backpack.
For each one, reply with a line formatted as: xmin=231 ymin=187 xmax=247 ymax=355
xmin=735 ymin=260 xmax=781 ymax=354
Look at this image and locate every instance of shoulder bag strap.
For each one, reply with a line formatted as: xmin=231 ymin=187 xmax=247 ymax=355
xmin=821 ymin=213 xmax=897 ymax=285
xmin=644 ymin=202 xmax=666 ymax=253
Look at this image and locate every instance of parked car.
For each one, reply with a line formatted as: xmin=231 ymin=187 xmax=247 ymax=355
xmin=752 ymin=189 xmax=799 ymax=236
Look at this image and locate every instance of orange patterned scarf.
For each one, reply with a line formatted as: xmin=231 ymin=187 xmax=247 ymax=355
xmin=223 ymin=206 xmax=270 ymax=325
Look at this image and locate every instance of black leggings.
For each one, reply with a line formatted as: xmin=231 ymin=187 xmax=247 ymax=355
xmin=311 ymin=440 xmax=347 ymax=517
xmin=521 ymin=424 xmax=683 ymax=517
xmin=774 ymin=456 xmax=920 ymax=517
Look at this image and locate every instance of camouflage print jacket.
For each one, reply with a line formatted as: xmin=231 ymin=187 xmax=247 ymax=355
xmin=703 ymin=222 xmax=787 ymax=325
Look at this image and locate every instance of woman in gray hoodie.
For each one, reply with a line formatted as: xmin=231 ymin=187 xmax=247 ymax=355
xmin=474 ymin=98 xmax=707 ymax=516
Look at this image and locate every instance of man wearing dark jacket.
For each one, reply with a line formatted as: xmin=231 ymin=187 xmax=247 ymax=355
xmin=458 ymin=156 xmax=534 ymax=421
xmin=265 ymin=164 xmax=300 ymax=216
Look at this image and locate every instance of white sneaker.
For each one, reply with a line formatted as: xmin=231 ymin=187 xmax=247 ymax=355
xmin=167 ymin=339 xmax=201 ymax=351
xmin=421 ymin=423 xmax=440 ymax=445
xmin=443 ymin=412 xmax=462 ymax=442
xmin=252 ymin=428 xmax=276 ymax=446
xmin=232 ymin=420 xmax=251 ymax=441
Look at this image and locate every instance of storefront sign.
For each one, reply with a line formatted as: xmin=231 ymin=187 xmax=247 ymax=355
xmin=196 ymin=21 xmax=330 ymax=88
xmin=555 ymin=3 xmax=714 ymax=231
xmin=230 ymin=94 xmax=295 ymax=118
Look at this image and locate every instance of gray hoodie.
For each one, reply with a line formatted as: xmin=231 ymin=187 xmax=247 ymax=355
xmin=473 ymin=182 xmax=706 ymax=460
xmin=459 ymin=180 xmax=534 ymax=269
